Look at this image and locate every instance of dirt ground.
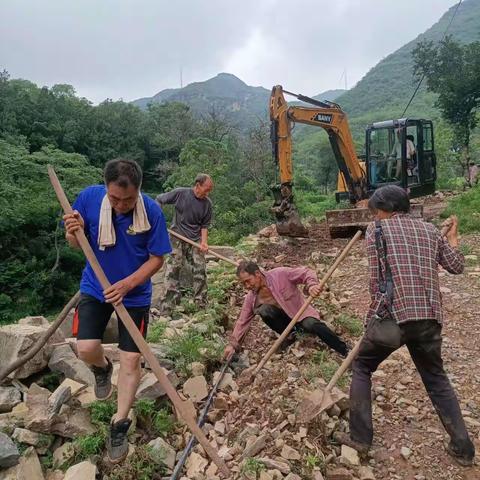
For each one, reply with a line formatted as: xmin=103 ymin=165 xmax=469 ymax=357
xmin=230 ymin=195 xmax=480 ymax=480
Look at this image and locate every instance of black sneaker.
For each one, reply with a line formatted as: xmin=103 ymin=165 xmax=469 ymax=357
xmin=90 ymin=357 xmax=113 ymax=400
xmin=107 ymin=418 xmax=132 ymax=464
xmin=446 ymin=441 xmax=474 ymax=467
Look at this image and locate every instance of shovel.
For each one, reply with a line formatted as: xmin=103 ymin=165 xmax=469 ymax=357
xmin=299 ymin=335 xmax=363 ymax=423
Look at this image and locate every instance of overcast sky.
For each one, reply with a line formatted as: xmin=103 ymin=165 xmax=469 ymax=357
xmin=0 ymin=0 xmax=458 ymax=104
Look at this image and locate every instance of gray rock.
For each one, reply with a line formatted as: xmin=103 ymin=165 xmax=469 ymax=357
xmin=18 ymin=316 xmax=49 ymax=327
xmin=0 ymin=431 xmax=20 ymax=468
xmin=25 ymin=383 xmax=94 ymax=439
xmin=12 ymin=428 xmax=54 ymax=455
xmin=280 ymin=444 xmax=301 ymax=460
xmin=400 ymin=446 xmax=412 ymax=460
xmin=359 ymin=466 xmax=376 ymax=480
xmin=182 ymin=376 xmax=208 ymax=402
xmin=185 ymin=451 xmax=208 ymax=478
xmin=0 ymin=387 xmax=22 ymax=413
xmin=189 ymin=362 xmax=206 ymax=376
xmin=136 ymin=371 xmax=179 ymax=400
xmin=53 ymin=442 xmax=75 ymax=469
xmin=148 ymin=437 xmax=176 ymax=469
xmin=240 ymin=433 xmax=269 ymax=460
xmin=64 ymin=460 xmax=96 ymax=480
xmin=212 ymin=371 xmax=238 ymax=392
xmin=257 ymin=457 xmax=291 ymax=474
xmin=0 ymin=324 xmax=64 ymax=379
xmin=146 ymin=344 xmax=175 ymax=370
xmin=48 ymin=345 xmax=94 ymax=385
xmin=340 ymin=445 xmax=360 ymax=466
xmin=9 ymin=446 xmax=43 ymax=480
xmin=48 ymin=385 xmax=72 ymax=415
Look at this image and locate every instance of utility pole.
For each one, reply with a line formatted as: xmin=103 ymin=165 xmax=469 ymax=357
xmin=180 ymin=67 xmax=183 ymax=88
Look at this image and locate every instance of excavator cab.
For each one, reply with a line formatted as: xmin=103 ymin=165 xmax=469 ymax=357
xmin=365 ymin=118 xmax=436 ymax=198
xmin=269 ymin=86 xmax=437 ymax=237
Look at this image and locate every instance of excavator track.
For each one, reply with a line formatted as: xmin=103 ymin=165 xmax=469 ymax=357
xmin=326 ymin=203 xmax=424 ymax=238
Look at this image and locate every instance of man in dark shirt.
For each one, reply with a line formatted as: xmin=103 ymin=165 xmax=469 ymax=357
xmin=156 ymin=174 xmax=213 ymax=313
xmin=335 ymin=185 xmax=475 ymax=467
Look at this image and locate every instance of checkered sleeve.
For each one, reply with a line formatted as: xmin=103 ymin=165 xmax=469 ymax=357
xmin=365 ymin=224 xmax=379 ymax=296
xmin=437 ymin=233 xmax=464 ymax=274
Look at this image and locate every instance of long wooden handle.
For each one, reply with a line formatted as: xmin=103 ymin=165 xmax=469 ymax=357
xmin=325 ymin=335 xmax=363 ymax=393
xmin=0 ymin=291 xmax=81 ymax=383
xmin=253 ymin=230 xmax=362 ymax=376
xmin=168 ymin=229 xmax=239 ymax=267
xmin=47 ymin=167 xmax=230 ymax=477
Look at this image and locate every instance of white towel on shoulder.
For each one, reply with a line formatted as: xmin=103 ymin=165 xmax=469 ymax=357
xmin=97 ymin=194 xmax=151 ymax=250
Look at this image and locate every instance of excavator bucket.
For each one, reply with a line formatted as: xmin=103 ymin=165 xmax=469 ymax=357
xmin=326 ymin=203 xmax=423 ymax=238
xmin=271 ymin=185 xmax=308 ymax=237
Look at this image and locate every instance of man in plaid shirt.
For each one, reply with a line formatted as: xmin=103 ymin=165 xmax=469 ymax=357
xmin=335 ymin=185 xmax=475 ymax=467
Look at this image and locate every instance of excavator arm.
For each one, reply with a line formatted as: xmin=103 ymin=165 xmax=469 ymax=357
xmin=270 ymin=85 xmax=368 ymax=236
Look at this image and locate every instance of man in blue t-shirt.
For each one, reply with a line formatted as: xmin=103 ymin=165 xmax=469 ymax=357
xmin=63 ymin=158 xmax=171 ymax=464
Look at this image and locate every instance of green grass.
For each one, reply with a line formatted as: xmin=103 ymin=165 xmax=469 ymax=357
xmin=163 ymin=326 xmax=223 ymax=376
xmin=241 ymin=458 xmax=266 ymax=475
xmin=305 ymin=453 xmax=324 ymax=470
xmin=460 ymin=244 xmax=473 ymax=255
xmin=152 ymin=408 xmax=175 ymax=436
xmin=306 ymin=350 xmax=350 ymax=389
xmin=107 ymin=445 xmax=160 ymax=480
xmin=133 ymin=399 xmax=176 ymax=437
xmin=74 ymin=432 xmax=106 ymax=462
xmin=295 ymin=191 xmax=337 ymax=220
xmin=70 ymin=399 xmax=117 ymax=465
xmin=334 ymin=314 xmax=363 ymax=336
xmin=442 ymin=185 xmax=480 ymax=233
xmin=40 ymin=451 xmax=54 ymax=470
xmin=146 ymin=321 xmax=167 ymax=343
xmin=38 ymin=371 xmax=61 ymax=392
xmin=88 ymin=399 xmax=117 ymax=426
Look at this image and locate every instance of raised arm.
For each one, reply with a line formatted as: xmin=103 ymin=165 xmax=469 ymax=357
xmin=223 ymin=292 xmax=256 ymax=359
xmin=156 ymin=188 xmax=181 ymax=206
xmin=437 ymin=216 xmax=464 ymax=274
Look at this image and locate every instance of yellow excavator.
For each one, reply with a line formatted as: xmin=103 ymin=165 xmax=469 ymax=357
xmin=270 ymin=85 xmax=437 ymax=236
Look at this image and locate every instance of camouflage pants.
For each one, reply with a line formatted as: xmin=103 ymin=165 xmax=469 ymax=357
xmin=162 ymin=236 xmax=207 ymax=311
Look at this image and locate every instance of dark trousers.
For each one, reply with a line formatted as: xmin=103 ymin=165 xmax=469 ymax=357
xmin=350 ymin=319 xmax=475 ymax=458
xmin=255 ymin=304 xmax=348 ymax=356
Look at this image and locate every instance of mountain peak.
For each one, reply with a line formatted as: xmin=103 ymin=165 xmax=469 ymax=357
xmin=203 ymin=72 xmax=248 ymax=89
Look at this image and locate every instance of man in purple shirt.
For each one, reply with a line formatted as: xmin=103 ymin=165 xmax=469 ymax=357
xmin=223 ymin=261 xmax=348 ymax=359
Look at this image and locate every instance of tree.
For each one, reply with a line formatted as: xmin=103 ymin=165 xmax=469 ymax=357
xmin=241 ymin=120 xmax=275 ymax=200
xmin=0 ymin=140 xmax=101 ymax=323
xmin=412 ymin=36 xmax=480 ymax=178
xmin=144 ymin=102 xmax=198 ymax=185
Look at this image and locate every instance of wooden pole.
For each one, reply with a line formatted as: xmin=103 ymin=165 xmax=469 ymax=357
xmin=253 ymin=230 xmax=362 ymax=376
xmin=168 ymin=229 xmax=239 ymax=267
xmin=0 ymin=291 xmax=81 ymax=383
xmin=47 ymin=166 xmax=230 ymax=477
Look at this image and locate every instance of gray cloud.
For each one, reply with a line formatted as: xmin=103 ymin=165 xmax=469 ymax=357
xmin=0 ymin=0 xmax=458 ymax=103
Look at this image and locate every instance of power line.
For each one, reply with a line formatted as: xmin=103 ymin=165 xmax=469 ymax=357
xmin=401 ymin=0 xmax=463 ymax=117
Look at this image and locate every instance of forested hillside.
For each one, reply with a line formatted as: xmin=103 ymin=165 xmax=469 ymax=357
xmin=294 ymin=0 xmax=480 ymax=192
xmin=1 ymin=0 xmax=479 ymax=323
xmin=0 ymin=71 xmax=317 ymax=322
